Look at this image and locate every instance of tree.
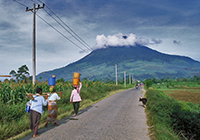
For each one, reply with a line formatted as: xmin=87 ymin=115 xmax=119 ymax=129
xmin=9 ymin=70 xmax=17 ymax=79
xmin=9 ymin=65 xmax=30 ymax=81
xmin=56 ymin=78 xmax=65 ymax=83
xmin=152 ymin=78 xmax=157 ymax=83
xmin=193 ymin=75 xmax=199 ymax=81
xmin=144 ymin=78 xmax=153 ymax=88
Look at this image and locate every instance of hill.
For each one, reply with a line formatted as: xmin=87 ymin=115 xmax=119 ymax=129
xmin=36 ymin=45 xmax=200 ymax=82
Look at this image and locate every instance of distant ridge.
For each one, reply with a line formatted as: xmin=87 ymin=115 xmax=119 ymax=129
xmin=37 ymin=45 xmax=200 ymax=81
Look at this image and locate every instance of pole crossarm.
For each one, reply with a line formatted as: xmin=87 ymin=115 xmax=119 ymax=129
xmin=26 ymin=3 xmax=45 ymax=12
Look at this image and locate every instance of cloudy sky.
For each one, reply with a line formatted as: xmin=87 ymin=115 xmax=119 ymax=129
xmin=1 ymin=0 xmax=200 ymax=78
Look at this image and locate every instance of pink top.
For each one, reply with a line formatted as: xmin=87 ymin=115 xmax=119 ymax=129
xmin=70 ymin=82 xmax=82 ymax=102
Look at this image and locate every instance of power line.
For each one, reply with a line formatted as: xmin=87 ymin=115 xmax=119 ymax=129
xmin=43 ymin=8 xmax=93 ymax=51
xmin=13 ymin=0 xmax=28 ymax=7
xmin=13 ymin=0 xmax=87 ymax=52
xmin=36 ymin=13 xmax=85 ymax=51
xmin=36 ymin=0 xmax=93 ymax=51
xmin=46 ymin=6 xmax=93 ymax=51
xmin=30 ymin=0 xmax=93 ymax=51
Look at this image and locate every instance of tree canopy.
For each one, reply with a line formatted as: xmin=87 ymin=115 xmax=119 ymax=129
xmin=9 ymin=65 xmax=30 ymax=81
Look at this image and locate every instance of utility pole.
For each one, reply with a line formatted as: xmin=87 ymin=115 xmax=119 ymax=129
xmin=26 ymin=3 xmax=45 ymax=85
xmin=124 ymin=71 xmax=126 ymax=87
xmin=132 ymin=75 xmax=134 ymax=84
xmin=129 ymin=73 xmax=131 ymax=84
xmin=115 ymin=64 xmax=118 ymax=85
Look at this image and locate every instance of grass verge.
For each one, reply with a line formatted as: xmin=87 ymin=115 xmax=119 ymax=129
xmin=146 ymin=89 xmax=181 ymax=140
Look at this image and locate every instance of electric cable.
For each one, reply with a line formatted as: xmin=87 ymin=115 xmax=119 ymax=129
xmin=43 ymin=8 xmax=93 ymax=51
xmin=13 ymin=0 xmax=28 ymax=7
xmin=30 ymin=0 xmax=93 ymax=51
xmin=36 ymin=13 xmax=85 ymax=52
xmin=36 ymin=0 xmax=93 ymax=51
xmin=13 ymin=0 xmax=86 ymax=52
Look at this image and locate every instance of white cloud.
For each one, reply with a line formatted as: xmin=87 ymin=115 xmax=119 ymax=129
xmin=151 ymin=38 xmax=162 ymax=45
xmin=95 ymin=33 xmax=152 ymax=48
xmin=95 ymin=34 xmax=108 ymax=47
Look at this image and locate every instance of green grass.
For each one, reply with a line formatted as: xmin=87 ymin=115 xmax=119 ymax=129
xmin=146 ymin=89 xmax=182 ymax=140
xmin=145 ymin=82 xmax=200 ymax=140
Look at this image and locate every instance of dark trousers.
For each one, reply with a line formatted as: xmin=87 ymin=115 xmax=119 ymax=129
xmin=73 ymin=102 xmax=80 ymax=115
xmin=30 ymin=110 xmax=41 ymax=135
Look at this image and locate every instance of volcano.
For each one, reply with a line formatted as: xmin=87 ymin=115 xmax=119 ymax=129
xmin=37 ymin=45 xmax=200 ymax=81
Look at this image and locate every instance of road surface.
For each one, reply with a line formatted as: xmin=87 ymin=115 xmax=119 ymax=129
xmin=21 ymin=87 xmax=150 ymax=140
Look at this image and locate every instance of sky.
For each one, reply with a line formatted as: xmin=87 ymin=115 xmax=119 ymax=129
xmin=1 ymin=0 xmax=200 ymax=80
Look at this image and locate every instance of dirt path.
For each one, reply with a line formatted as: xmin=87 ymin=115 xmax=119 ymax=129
xmin=21 ymin=87 xmax=150 ymax=140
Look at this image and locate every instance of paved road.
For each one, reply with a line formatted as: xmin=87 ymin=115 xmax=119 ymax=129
xmin=21 ymin=87 xmax=150 ymax=140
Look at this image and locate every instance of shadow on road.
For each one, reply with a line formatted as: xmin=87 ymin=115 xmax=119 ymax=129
xmin=20 ymin=105 xmax=93 ymax=139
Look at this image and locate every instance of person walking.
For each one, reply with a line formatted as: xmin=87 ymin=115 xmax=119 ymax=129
xmin=70 ymin=81 xmax=82 ymax=116
xmin=29 ymin=87 xmax=48 ymax=137
xmin=45 ymin=87 xmax=62 ymax=127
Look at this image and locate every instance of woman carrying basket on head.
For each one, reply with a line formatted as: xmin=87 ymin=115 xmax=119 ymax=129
xmin=45 ymin=87 xmax=62 ymax=127
xmin=70 ymin=81 xmax=82 ymax=116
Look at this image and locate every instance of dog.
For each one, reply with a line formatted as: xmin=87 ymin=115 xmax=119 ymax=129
xmin=139 ymin=97 xmax=147 ymax=107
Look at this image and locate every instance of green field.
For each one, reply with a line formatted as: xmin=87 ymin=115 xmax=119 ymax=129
xmin=145 ymin=80 xmax=200 ymax=140
xmin=162 ymin=88 xmax=200 ymax=105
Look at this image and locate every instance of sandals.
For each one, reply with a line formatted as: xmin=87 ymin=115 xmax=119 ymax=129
xmin=33 ymin=134 xmax=39 ymax=137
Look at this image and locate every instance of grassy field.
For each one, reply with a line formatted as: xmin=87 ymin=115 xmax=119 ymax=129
xmin=161 ymin=87 xmax=200 ymax=105
xmin=145 ymin=81 xmax=200 ymax=140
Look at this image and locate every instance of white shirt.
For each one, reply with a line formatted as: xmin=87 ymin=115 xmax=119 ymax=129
xmin=48 ymin=93 xmax=61 ymax=101
xmin=30 ymin=93 xmax=47 ymax=115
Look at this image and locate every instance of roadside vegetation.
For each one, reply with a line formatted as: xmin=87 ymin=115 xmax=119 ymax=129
xmin=144 ymin=75 xmax=200 ymax=140
xmin=1 ymin=65 xmax=200 ymax=140
xmin=0 ymin=78 xmax=132 ymax=140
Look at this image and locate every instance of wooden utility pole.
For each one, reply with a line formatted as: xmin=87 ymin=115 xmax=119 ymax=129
xmin=115 ymin=64 xmax=118 ymax=85
xmin=132 ymin=75 xmax=134 ymax=84
xmin=26 ymin=3 xmax=45 ymax=85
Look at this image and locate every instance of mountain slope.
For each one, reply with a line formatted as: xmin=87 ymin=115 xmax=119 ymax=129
xmin=37 ymin=45 xmax=200 ymax=81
